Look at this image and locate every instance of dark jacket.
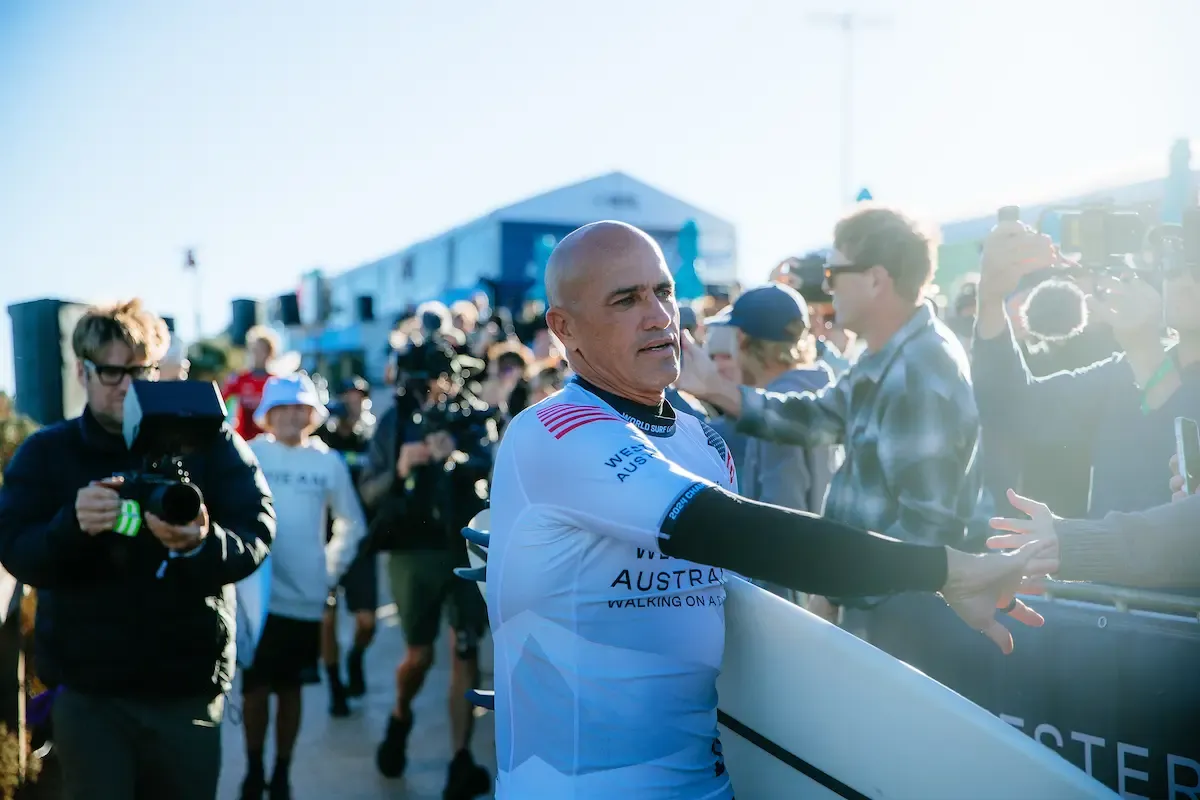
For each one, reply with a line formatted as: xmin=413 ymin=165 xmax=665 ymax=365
xmin=358 ymin=403 xmax=445 ymax=551
xmin=0 ymin=407 xmax=275 ymax=699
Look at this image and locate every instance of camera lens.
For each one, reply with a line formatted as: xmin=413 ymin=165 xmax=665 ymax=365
xmin=153 ymin=483 xmax=203 ymax=525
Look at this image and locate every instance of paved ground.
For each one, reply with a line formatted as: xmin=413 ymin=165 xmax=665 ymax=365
xmin=217 ymin=601 xmax=497 ymax=800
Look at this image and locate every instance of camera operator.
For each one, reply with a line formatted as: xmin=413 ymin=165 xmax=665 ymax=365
xmin=358 ymin=333 xmax=491 ymax=798
xmin=973 ymin=220 xmax=1200 ymax=518
xmin=0 ymin=299 xmax=275 ymax=800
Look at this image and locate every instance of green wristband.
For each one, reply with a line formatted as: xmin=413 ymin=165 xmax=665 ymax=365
xmin=114 ymin=499 xmax=142 ymax=536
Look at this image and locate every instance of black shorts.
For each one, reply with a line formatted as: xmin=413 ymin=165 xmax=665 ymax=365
xmin=241 ymin=614 xmax=321 ymax=692
xmin=327 ymin=552 xmax=379 ymax=613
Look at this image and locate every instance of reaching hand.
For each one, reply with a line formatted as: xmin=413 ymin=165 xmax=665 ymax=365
xmin=675 ymin=331 xmax=720 ymax=399
xmin=939 ymin=542 xmax=1052 ymax=654
xmin=985 ymin=489 xmax=1062 ymax=578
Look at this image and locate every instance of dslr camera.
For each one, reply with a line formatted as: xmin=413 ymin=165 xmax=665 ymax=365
xmin=113 ymin=380 xmax=228 ymax=534
xmin=419 ymin=395 xmax=500 ymax=452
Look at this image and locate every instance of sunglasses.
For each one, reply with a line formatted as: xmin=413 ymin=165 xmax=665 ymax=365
xmin=823 ymin=262 xmax=876 ymax=284
xmin=85 ymin=360 xmax=157 ymax=387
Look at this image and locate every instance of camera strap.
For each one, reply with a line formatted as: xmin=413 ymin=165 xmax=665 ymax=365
xmin=1139 ymin=350 xmax=1180 ymax=415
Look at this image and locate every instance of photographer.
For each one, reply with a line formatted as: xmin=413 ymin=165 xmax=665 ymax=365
xmin=358 ymin=334 xmax=491 ymax=798
xmin=973 ymin=220 xmax=1200 ymax=518
xmin=0 ymin=299 xmax=275 ymax=800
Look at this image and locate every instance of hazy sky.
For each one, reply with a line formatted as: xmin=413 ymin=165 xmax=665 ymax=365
xmin=1 ymin=0 xmax=1196 ymax=392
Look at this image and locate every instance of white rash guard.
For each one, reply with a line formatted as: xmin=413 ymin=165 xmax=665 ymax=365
xmin=486 ymin=378 xmax=738 ymax=800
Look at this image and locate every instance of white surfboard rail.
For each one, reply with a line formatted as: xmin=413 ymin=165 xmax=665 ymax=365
xmin=459 ymin=511 xmax=1116 ymax=799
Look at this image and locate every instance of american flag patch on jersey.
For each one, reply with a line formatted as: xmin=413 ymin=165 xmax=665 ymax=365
xmin=700 ymin=420 xmax=736 ymax=485
xmin=536 ymin=403 xmax=624 ymax=439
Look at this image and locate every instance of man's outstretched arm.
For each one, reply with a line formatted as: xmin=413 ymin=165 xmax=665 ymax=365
xmin=660 ymin=484 xmax=1046 ymax=653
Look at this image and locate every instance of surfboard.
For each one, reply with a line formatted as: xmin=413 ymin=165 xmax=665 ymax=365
xmin=458 ymin=513 xmax=1114 ymax=799
xmin=717 ymin=576 xmax=1113 ymax=799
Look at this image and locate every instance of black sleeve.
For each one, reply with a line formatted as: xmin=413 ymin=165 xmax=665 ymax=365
xmin=172 ymin=430 xmax=276 ymax=594
xmin=0 ymin=431 xmax=106 ymax=589
xmin=358 ymin=408 xmax=399 ymax=511
xmin=659 ymin=485 xmax=948 ymax=597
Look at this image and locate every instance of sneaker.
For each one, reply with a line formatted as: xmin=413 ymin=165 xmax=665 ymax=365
xmin=443 ymin=749 xmax=491 ymax=800
xmin=376 ymin=714 xmax=413 ymax=778
xmin=238 ymin=771 xmax=266 ymax=800
xmin=346 ymin=649 xmax=367 ymax=698
xmin=328 ymin=681 xmax=350 ymax=718
xmin=268 ymin=771 xmax=292 ymax=800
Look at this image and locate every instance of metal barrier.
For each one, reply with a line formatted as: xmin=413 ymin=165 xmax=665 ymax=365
xmin=856 ymin=584 xmax=1200 ymax=800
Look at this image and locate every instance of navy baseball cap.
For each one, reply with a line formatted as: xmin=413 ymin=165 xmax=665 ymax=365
xmin=704 ymin=284 xmax=810 ymax=341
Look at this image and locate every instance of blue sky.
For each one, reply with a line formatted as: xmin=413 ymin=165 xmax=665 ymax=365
xmin=1 ymin=0 xmax=1196 ymax=392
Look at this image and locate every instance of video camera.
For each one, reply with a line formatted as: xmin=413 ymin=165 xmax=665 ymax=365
xmin=114 ymin=380 xmax=227 ymax=531
xmin=1003 ymin=204 xmax=1200 ymax=342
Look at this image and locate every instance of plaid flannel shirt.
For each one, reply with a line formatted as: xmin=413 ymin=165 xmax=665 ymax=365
xmin=736 ymin=302 xmax=981 ymax=549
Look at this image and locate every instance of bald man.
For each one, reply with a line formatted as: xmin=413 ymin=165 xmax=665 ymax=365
xmin=484 ymin=220 xmax=1048 ymax=799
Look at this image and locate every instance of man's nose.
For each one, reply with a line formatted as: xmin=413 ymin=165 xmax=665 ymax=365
xmin=645 ymin=297 xmax=674 ymax=330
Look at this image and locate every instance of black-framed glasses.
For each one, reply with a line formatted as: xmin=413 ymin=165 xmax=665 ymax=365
xmin=84 ymin=360 xmax=157 ymax=387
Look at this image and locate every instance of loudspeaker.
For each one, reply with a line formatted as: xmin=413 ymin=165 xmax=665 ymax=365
xmin=229 ymin=299 xmax=261 ymax=348
xmin=277 ymin=293 xmax=301 ymax=327
xmin=356 ymin=295 xmax=375 ymax=322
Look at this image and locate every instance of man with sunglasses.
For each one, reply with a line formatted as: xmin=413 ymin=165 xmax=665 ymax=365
xmin=679 ymin=207 xmax=983 ymax=659
xmin=0 ymin=298 xmax=275 ymax=800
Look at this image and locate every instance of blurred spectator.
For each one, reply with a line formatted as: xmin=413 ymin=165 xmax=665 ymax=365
xmin=316 ymin=376 xmax=379 ymax=717
xmin=708 ymin=284 xmax=841 ymax=601
xmin=223 ymin=325 xmax=282 ymax=441
xmin=0 ymin=392 xmax=38 ymax=485
xmin=160 ymin=336 xmax=190 ymax=381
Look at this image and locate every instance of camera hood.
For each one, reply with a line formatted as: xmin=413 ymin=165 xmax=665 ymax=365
xmin=123 ymin=380 xmax=228 ymax=456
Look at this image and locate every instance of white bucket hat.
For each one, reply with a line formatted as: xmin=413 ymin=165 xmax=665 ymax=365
xmin=254 ymin=373 xmax=329 ymax=429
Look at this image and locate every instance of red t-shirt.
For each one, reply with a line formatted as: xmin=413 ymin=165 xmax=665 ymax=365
xmin=223 ymin=370 xmax=271 ymax=441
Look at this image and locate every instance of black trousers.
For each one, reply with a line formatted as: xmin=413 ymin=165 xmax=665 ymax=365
xmin=50 ymin=688 xmax=223 ymax=800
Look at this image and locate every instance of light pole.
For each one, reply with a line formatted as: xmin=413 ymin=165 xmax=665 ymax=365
xmin=808 ymin=11 xmax=892 ymax=208
xmin=184 ymin=248 xmax=201 ymax=340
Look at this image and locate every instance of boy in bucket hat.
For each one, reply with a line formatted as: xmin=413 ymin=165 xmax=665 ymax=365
xmin=238 ymin=373 xmax=368 ymax=800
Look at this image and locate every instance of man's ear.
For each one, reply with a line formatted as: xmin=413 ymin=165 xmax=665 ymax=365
xmin=76 ymin=360 xmax=87 ymax=389
xmin=545 ymin=307 xmax=573 ymax=350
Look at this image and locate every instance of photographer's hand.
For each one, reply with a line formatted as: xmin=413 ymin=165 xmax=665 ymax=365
xmin=145 ymin=505 xmax=210 ymax=553
xmin=396 ymin=442 xmax=431 ymax=480
xmin=977 ymin=222 xmax=1055 ymax=340
xmin=75 ymin=477 xmax=125 ymax=535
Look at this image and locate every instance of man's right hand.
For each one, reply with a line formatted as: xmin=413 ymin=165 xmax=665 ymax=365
xmin=979 ymin=221 xmax=1056 ymax=299
xmin=75 ymin=477 xmax=125 ymax=535
xmin=396 ymin=442 xmax=431 ymax=480
xmin=976 ymin=222 xmax=1056 ymax=340
xmin=1169 ymin=454 xmax=1189 ymax=502
xmin=677 ymin=332 xmax=742 ymax=415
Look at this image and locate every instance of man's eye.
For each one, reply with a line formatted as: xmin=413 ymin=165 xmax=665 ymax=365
xmin=614 ymin=297 xmax=635 ymax=307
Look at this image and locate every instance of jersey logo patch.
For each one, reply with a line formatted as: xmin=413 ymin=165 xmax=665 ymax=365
xmin=536 ymin=403 xmax=624 ymax=439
